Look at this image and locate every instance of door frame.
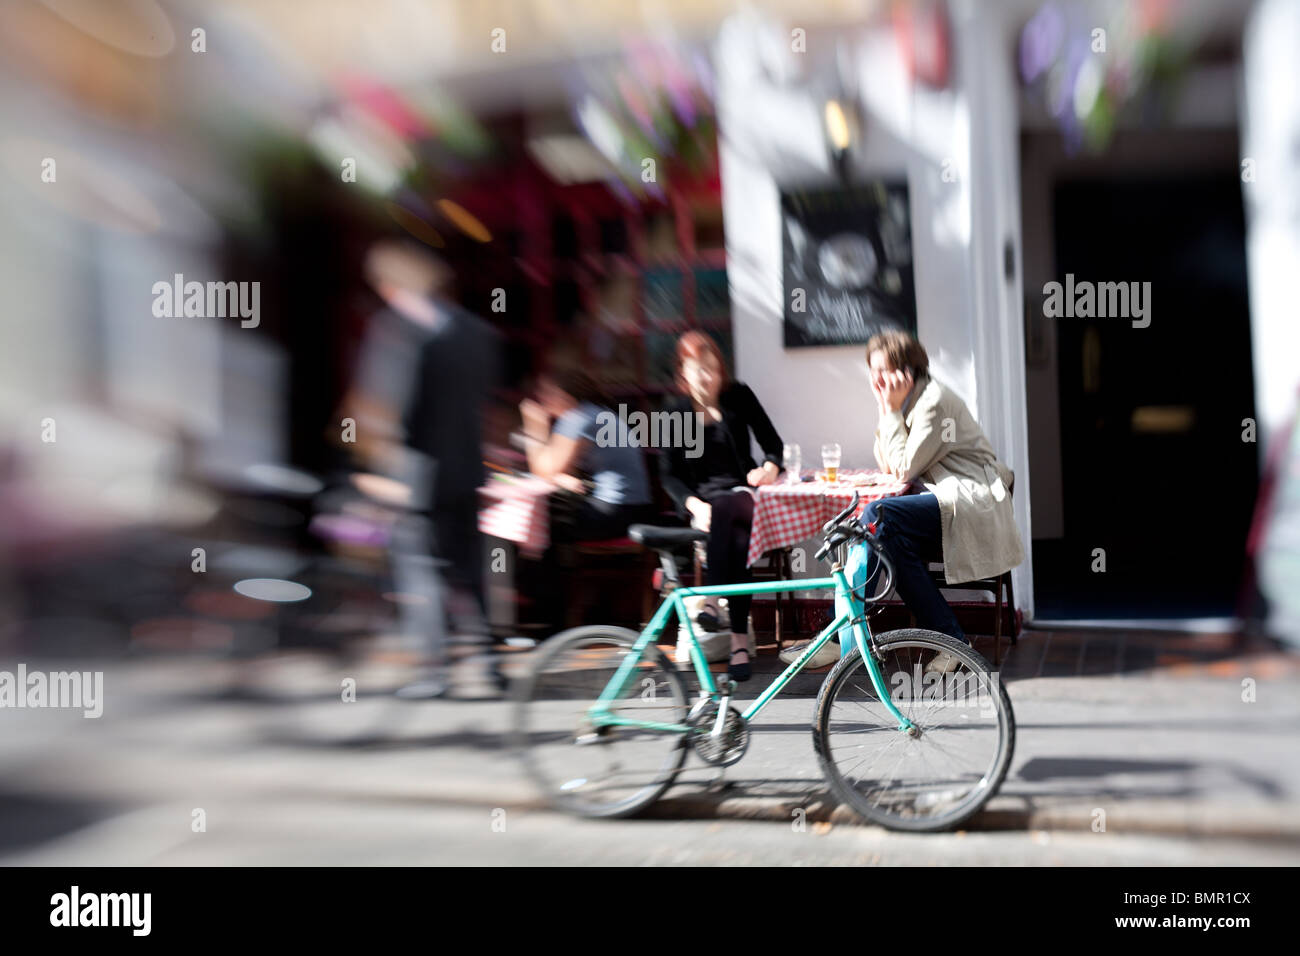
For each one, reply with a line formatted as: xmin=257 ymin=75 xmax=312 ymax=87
xmin=958 ymin=2 xmax=1036 ymax=622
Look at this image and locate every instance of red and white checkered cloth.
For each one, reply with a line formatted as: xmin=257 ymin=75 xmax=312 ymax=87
xmin=746 ymin=470 xmax=910 ymax=567
xmin=478 ymin=476 xmax=553 ymax=557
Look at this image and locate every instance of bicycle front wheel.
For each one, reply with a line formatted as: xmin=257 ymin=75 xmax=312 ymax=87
xmin=813 ymin=628 xmax=1015 ymax=832
xmin=511 ymin=626 xmax=689 ymax=818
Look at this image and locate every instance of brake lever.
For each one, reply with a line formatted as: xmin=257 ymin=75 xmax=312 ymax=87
xmin=815 ymin=528 xmax=850 ymax=562
xmin=821 ymin=490 xmax=862 ymax=534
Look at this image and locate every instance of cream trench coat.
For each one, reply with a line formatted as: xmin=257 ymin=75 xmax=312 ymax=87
xmin=872 ymin=373 xmax=1025 ymax=584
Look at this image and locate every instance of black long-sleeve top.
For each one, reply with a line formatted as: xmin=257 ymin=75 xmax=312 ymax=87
xmin=658 ymin=381 xmax=784 ymax=517
xmin=401 ymin=303 xmax=502 ymax=509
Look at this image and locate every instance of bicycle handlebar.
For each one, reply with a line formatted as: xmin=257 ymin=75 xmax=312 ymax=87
xmin=814 ymin=489 xmax=897 ymax=604
xmin=814 ymin=529 xmax=850 ymax=562
xmin=822 ymin=490 xmax=861 ymax=534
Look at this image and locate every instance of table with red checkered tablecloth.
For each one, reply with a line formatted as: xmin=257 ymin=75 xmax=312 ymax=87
xmin=745 ymin=470 xmax=911 ymax=567
xmin=478 ymin=475 xmax=554 ymax=557
xmin=478 ymin=470 xmax=909 ymax=566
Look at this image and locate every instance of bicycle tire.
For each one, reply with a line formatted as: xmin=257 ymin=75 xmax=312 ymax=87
xmin=813 ymin=628 xmax=1015 ymax=832
xmin=511 ymin=626 xmax=690 ymax=818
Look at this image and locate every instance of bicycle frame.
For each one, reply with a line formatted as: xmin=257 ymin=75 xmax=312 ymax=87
xmin=588 ymin=563 xmax=918 ymax=735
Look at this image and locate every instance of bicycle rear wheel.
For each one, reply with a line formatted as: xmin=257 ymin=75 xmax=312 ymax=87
xmin=511 ymin=626 xmax=689 ymax=818
xmin=813 ymin=628 xmax=1015 ymax=832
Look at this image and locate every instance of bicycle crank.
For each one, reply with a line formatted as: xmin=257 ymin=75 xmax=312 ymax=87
xmin=686 ymin=701 xmax=749 ymax=766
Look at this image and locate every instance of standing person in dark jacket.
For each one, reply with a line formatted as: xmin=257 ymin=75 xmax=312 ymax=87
xmin=402 ymin=300 xmax=500 ymax=624
xmin=365 ymin=240 xmax=504 ymax=698
xmin=659 ymin=331 xmax=784 ymax=681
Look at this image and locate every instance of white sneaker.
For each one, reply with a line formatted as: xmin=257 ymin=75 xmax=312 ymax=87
xmin=924 ymin=648 xmax=966 ymax=675
xmin=446 ymin=653 xmax=506 ymax=699
xmin=394 ymin=677 xmax=449 ymax=700
xmin=779 ymin=638 xmax=840 ymax=669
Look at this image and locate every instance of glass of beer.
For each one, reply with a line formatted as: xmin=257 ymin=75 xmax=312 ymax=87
xmin=821 ymin=442 xmax=841 ymax=483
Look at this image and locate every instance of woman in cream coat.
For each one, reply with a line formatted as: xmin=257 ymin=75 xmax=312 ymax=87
xmin=865 ymin=329 xmax=1024 ymax=663
xmin=784 ymin=330 xmax=1024 ymax=670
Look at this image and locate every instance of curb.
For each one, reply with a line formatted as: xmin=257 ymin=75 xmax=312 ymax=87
xmin=636 ymin=789 xmax=1300 ymax=840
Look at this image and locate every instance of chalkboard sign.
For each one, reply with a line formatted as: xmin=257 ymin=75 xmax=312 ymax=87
xmin=781 ymin=182 xmax=916 ymax=348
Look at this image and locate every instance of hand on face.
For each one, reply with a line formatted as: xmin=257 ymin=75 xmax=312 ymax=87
xmin=879 ymin=368 xmax=913 ymax=413
xmin=869 ymin=374 xmax=887 ymax=415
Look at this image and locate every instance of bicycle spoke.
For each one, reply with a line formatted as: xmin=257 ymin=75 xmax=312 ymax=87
xmin=819 ymin=633 xmax=1013 ymax=831
xmin=516 ymin=632 xmax=688 ymax=817
xmin=868 ymin=742 xmax=919 ymax=809
xmin=836 ymin=730 xmax=907 ymax=785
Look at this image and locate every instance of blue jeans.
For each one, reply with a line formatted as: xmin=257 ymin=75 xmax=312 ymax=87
xmin=844 ymin=492 xmax=967 ymax=654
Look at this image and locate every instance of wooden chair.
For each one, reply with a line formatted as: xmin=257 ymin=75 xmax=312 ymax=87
xmin=566 ymin=537 xmax=658 ymax=629
xmin=749 ymin=547 xmax=796 ymax=651
xmin=903 ymin=473 xmax=1019 ymax=665
xmin=910 ymin=565 xmax=1016 ymax=666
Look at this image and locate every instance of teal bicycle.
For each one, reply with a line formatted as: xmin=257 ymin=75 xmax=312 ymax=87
xmin=511 ymin=492 xmax=1015 ymax=832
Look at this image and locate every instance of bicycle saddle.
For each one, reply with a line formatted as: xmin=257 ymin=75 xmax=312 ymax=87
xmin=628 ymin=525 xmax=708 ymax=549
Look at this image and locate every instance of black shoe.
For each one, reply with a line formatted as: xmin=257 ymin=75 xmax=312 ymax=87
xmin=490 ymin=659 xmax=510 ymax=694
xmin=728 ymin=647 xmax=752 ymax=683
xmin=696 ymin=611 xmax=723 ymax=632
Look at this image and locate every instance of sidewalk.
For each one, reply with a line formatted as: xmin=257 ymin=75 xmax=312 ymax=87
xmin=637 ymin=627 xmax=1300 ymax=838
xmin=2 ymin=627 xmax=1299 ymax=859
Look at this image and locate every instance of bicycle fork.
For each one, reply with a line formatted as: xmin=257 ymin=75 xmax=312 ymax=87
xmin=847 ymin=618 xmax=921 ymax=738
xmin=825 ymin=557 xmax=917 ymax=736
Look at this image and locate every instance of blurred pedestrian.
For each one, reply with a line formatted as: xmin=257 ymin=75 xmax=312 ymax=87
xmin=360 ymin=239 xmax=504 ymax=699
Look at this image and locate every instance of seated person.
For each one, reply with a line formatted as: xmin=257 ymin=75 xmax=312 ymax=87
xmin=519 ymin=362 xmax=656 ymax=632
xmin=519 ymin=363 xmax=655 ymax=540
xmin=850 ymin=329 xmax=1024 ymax=672
xmin=659 ymin=331 xmax=785 ymax=682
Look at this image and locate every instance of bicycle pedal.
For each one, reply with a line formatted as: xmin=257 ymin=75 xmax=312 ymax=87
xmin=574 ymin=719 xmax=611 ymax=746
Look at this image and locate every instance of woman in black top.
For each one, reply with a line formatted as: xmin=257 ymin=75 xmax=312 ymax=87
xmin=660 ymin=332 xmax=784 ymax=681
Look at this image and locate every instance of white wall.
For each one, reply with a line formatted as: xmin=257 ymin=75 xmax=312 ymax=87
xmin=714 ymin=5 xmax=1032 ymax=610
xmin=716 ymin=13 xmax=976 ymax=472
xmin=0 ymin=120 xmax=225 ymax=531
xmin=957 ymin=1 xmax=1035 ymax=619
xmin=1243 ymin=0 xmax=1300 ymax=645
xmin=1242 ymin=0 xmax=1300 ymax=451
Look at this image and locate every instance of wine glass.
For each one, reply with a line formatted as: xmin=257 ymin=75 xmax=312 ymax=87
xmin=782 ymin=443 xmax=801 ymax=484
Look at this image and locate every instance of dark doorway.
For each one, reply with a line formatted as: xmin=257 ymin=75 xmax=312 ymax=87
xmin=1032 ymin=168 xmax=1257 ymax=618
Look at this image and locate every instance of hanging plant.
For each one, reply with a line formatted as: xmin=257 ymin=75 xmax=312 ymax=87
xmin=1018 ymin=0 xmax=1193 ymax=153
xmin=572 ymin=39 xmax=717 ymax=197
